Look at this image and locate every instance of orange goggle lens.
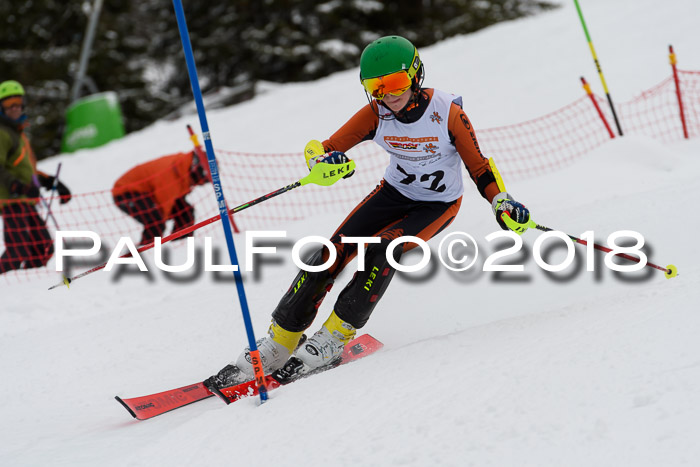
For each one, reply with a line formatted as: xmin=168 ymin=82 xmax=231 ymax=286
xmin=1 ymin=96 xmax=24 ymax=110
xmin=362 ymin=71 xmax=412 ymax=99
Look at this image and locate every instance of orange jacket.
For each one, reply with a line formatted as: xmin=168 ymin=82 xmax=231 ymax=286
xmin=112 ymin=152 xmax=196 ymax=219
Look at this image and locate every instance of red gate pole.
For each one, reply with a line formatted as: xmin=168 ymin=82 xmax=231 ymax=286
xmin=669 ymin=45 xmax=689 ymax=139
xmin=581 ymin=76 xmax=615 ymax=139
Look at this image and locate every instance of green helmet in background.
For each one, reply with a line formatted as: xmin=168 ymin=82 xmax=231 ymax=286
xmin=359 ymin=36 xmax=422 ymax=81
xmin=0 ymin=80 xmax=26 ymax=101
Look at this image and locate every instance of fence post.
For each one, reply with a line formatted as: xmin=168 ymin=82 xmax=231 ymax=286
xmin=581 ymin=76 xmax=615 ymax=139
xmin=669 ymin=45 xmax=689 ymax=139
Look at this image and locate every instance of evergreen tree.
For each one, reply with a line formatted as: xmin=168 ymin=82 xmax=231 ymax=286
xmin=0 ymin=0 xmax=554 ymax=159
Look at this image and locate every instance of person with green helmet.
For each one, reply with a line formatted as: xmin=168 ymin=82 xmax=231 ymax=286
xmin=0 ymin=80 xmax=72 ymax=274
xmin=204 ymin=36 xmax=532 ymax=389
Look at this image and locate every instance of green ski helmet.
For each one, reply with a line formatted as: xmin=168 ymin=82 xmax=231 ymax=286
xmin=360 ymin=35 xmax=423 ymax=84
xmin=0 ymin=80 xmax=25 ymax=101
xmin=359 ymin=36 xmax=424 ymax=115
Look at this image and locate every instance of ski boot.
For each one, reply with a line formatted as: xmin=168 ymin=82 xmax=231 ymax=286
xmin=203 ymin=321 xmax=305 ymax=392
xmin=272 ymin=311 xmax=356 ymax=385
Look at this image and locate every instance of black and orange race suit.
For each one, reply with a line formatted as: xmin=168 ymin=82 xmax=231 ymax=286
xmin=272 ymin=89 xmax=500 ymax=331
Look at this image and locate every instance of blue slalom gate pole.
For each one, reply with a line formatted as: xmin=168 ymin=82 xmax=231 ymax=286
xmin=172 ymin=0 xmax=268 ymax=402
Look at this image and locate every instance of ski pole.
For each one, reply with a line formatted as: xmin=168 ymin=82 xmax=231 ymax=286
xmin=21 ymin=166 xmax=64 ymax=263
xmin=47 ymin=160 xmax=354 ymax=291
xmin=573 ymin=0 xmax=623 ymax=136
xmin=186 ymin=124 xmax=240 ymax=233
xmin=43 ymin=162 xmax=63 ymax=224
xmin=31 ymin=174 xmax=61 ymax=230
xmin=488 ymin=157 xmax=676 ymax=278
xmin=527 ymin=220 xmax=677 ymax=279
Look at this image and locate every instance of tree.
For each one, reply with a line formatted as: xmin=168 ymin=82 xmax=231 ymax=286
xmin=0 ymin=0 xmax=554 ymax=160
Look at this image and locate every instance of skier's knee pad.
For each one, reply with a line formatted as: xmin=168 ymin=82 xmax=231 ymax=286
xmin=334 ymin=239 xmax=402 ymax=329
xmin=272 ymin=248 xmax=334 ymax=332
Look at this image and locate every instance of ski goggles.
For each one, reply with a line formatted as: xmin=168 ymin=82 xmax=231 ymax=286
xmin=361 ymin=71 xmax=412 ymax=100
xmin=1 ymin=96 xmax=24 ymax=111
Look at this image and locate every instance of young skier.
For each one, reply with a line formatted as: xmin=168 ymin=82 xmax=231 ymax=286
xmin=205 ymin=35 xmax=531 ymax=389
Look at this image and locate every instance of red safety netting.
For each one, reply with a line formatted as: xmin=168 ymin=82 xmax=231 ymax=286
xmin=616 ymin=70 xmax=700 ymax=141
xmin=2 ymin=70 xmax=699 ymax=284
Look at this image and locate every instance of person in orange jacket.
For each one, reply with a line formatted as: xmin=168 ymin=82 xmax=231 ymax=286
xmin=112 ymin=151 xmax=209 ymax=246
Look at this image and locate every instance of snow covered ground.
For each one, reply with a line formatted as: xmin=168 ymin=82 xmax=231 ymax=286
xmin=2 ymin=0 xmax=700 ymax=465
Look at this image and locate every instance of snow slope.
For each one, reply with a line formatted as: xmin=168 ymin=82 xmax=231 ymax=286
xmin=2 ymin=0 xmax=700 ymax=466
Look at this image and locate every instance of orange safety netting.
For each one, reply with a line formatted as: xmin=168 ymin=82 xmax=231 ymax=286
xmin=2 ymin=70 xmax=699 ymax=283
